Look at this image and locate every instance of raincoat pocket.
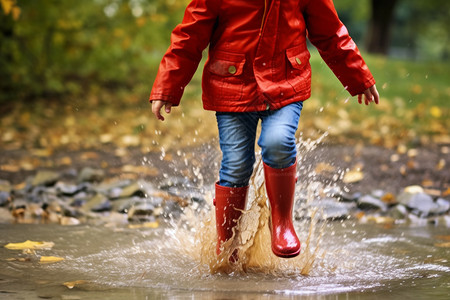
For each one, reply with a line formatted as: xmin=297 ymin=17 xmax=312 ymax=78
xmin=285 ymin=44 xmax=311 ymax=93
xmin=205 ymin=50 xmax=246 ymax=101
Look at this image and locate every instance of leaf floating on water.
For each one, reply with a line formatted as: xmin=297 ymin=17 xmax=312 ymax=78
xmin=63 ymin=280 xmax=88 ymax=289
xmin=365 ymin=216 xmax=395 ymax=225
xmin=4 ymin=240 xmax=55 ymax=250
xmin=314 ymin=162 xmax=335 ymax=174
xmin=128 ymin=221 xmax=159 ymax=229
xmin=434 ymin=242 xmax=450 ymax=248
xmin=40 ymin=256 xmax=65 ymax=264
xmin=6 ymin=257 xmax=30 ymax=262
xmin=435 ymin=235 xmax=450 ymax=241
xmin=342 ymin=170 xmax=364 ymax=183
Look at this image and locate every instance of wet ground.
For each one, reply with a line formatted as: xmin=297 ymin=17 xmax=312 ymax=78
xmin=0 ymin=219 xmax=449 ymax=299
xmin=0 ymin=142 xmax=449 ymax=299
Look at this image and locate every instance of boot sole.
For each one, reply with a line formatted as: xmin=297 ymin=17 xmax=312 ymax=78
xmin=272 ymin=247 xmax=300 ymax=258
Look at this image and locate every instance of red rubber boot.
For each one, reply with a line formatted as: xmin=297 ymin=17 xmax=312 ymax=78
xmin=214 ymin=182 xmax=248 ymax=257
xmin=263 ymin=162 xmax=301 ymax=258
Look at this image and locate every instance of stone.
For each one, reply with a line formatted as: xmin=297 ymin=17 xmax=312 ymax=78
xmin=83 ymin=193 xmax=111 ymax=212
xmin=117 ymin=182 xmax=146 ymax=199
xmin=0 ymin=180 xmax=11 ymax=192
xmin=32 ymin=171 xmax=60 ymax=187
xmin=402 ymin=192 xmax=437 ymax=216
xmin=60 ymin=216 xmax=81 ymax=226
xmin=371 ymin=189 xmax=385 ymax=198
xmin=55 ymin=182 xmax=88 ymax=196
xmin=432 ymin=198 xmax=450 ymax=215
xmin=77 ymin=167 xmax=105 ymax=183
xmin=389 ymin=204 xmax=408 ymax=219
xmin=0 ymin=191 xmax=11 ymax=207
xmin=357 ymin=195 xmax=388 ymax=211
xmin=403 ymin=185 xmax=424 ymax=194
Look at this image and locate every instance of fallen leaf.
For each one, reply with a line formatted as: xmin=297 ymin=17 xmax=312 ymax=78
xmin=436 ymin=159 xmax=446 ymax=171
xmin=40 ymin=256 xmax=65 ymax=264
xmin=381 ymin=193 xmax=396 ymax=204
xmin=343 ymin=170 xmax=364 ymax=183
xmin=4 ymin=240 xmax=55 ymax=250
xmin=314 ymin=162 xmax=335 ymax=174
xmin=430 ymin=106 xmax=442 ymax=118
xmin=63 ymin=280 xmax=88 ymax=289
xmin=366 ymin=216 xmax=395 ymax=225
xmin=128 ymin=222 xmax=159 ymax=229
xmin=0 ymin=164 xmax=20 ymax=172
xmin=435 ymin=235 xmax=450 ymax=241
xmin=434 ymin=242 xmax=450 ymax=248
xmin=6 ymin=257 xmax=30 ymax=262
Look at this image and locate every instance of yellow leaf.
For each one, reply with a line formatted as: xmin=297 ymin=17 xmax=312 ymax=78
xmin=63 ymin=280 xmax=88 ymax=289
xmin=434 ymin=242 xmax=450 ymax=248
xmin=128 ymin=222 xmax=159 ymax=229
xmin=343 ymin=170 xmax=364 ymax=183
xmin=4 ymin=240 xmax=55 ymax=250
xmin=430 ymin=106 xmax=442 ymax=118
xmin=40 ymin=256 xmax=65 ymax=264
xmin=11 ymin=5 xmax=19 ymax=20
xmin=0 ymin=0 xmax=14 ymax=15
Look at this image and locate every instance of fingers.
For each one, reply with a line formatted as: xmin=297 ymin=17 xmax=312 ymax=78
xmin=371 ymin=85 xmax=380 ymax=104
xmin=151 ymin=101 xmax=172 ymax=121
xmin=357 ymin=85 xmax=379 ymax=105
xmin=152 ymin=101 xmax=165 ymax=121
xmin=165 ymin=102 xmax=172 ymax=114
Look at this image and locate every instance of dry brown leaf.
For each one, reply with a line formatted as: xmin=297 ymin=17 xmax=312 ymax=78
xmin=435 ymin=235 xmax=450 ymax=241
xmin=443 ymin=188 xmax=450 ymax=197
xmin=434 ymin=242 xmax=450 ymax=248
xmin=436 ymin=159 xmax=446 ymax=171
xmin=421 ymin=179 xmax=434 ymax=187
xmin=381 ymin=193 xmax=396 ymax=204
xmin=366 ymin=216 xmax=395 ymax=225
xmin=0 ymin=164 xmax=20 ymax=172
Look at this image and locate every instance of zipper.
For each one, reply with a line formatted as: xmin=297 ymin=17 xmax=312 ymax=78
xmin=259 ymin=0 xmax=268 ymax=36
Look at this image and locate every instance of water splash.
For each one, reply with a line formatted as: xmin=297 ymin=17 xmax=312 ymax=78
xmin=175 ymin=136 xmax=331 ymax=276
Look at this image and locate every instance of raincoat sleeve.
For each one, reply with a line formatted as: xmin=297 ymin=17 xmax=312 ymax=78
xmin=303 ymin=0 xmax=375 ymax=96
xmin=149 ymin=0 xmax=219 ymax=106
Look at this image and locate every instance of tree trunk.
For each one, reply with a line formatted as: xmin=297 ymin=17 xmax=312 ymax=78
xmin=366 ymin=0 xmax=398 ymax=55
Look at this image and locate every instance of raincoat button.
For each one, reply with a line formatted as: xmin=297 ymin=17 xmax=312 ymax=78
xmin=228 ymin=65 xmax=237 ymax=74
xmin=295 ymin=57 xmax=302 ymax=65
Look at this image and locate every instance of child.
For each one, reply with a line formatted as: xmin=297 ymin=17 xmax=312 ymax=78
xmin=150 ymin=0 xmax=379 ymax=259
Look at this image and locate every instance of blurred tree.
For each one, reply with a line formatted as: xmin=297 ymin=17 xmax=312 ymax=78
xmin=365 ymin=0 xmax=398 ymax=54
xmin=0 ymin=0 xmax=186 ymax=102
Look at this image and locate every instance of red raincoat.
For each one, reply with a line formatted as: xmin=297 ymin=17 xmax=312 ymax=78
xmin=149 ymin=0 xmax=375 ymax=112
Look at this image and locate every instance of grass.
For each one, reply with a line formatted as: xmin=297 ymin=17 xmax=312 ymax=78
xmin=0 ymin=52 xmax=448 ymax=154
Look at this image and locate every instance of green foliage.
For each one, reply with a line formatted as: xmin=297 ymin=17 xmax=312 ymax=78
xmin=0 ymin=0 xmax=186 ymax=102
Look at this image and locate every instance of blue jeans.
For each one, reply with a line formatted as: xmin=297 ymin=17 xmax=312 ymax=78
xmin=216 ymin=101 xmax=303 ymax=187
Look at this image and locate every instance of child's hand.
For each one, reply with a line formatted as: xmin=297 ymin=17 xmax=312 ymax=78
xmin=152 ymin=100 xmax=173 ymax=121
xmin=357 ymin=85 xmax=379 ymax=105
